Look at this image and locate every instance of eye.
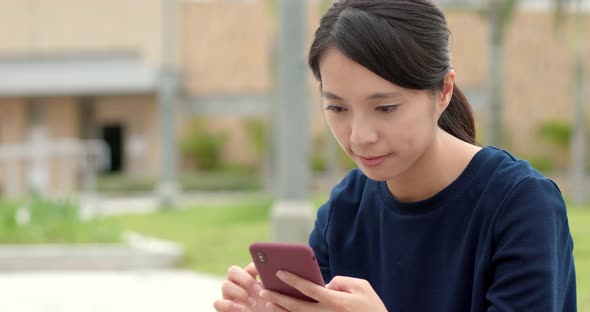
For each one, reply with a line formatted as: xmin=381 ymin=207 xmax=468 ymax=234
xmin=376 ymin=105 xmax=399 ymax=112
xmin=325 ymin=105 xmax=347 ymax=112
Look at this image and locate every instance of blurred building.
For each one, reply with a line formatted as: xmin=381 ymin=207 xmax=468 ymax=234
xmin=0 ymin=0 xmax=274 ymax=196
xmin=0 ymin=0 xmax=587 ymax=197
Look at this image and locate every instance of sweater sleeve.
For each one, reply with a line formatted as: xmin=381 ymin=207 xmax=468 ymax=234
xmin=309 ymin=169 xmax=363 ymax=284
xmin=486 ymin=177 xmax=577 ymax=311
xmin=309 ymin=202 xmax=333 ymax=284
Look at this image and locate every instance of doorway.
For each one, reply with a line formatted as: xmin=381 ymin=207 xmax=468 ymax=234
xmin=102 ymin=124 xmax=125 ymax=173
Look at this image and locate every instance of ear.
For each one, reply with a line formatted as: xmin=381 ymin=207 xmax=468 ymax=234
xmin=438 ymin=69 xmax=455 ymax=113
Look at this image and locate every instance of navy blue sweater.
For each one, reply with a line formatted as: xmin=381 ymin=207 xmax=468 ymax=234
xmin=309 ymin=147 xmax=576 ymax=311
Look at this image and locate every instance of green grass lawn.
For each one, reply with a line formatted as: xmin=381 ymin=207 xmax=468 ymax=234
xmin=108 ymin=197 xmax=590 ymax=310
xmin=569 ymin=206 xmax=590 ymax=310
xmin=109 ymin=195 xmax=275 ymax=274
xmin=0 ymin=197 xmax=121 ymax=244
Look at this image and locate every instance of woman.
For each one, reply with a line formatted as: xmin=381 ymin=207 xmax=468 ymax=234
xmin=214 ymin=0 xmax=577 ymax=311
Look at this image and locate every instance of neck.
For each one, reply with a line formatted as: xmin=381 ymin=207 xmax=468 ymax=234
xmin=386 ymin=130 xmax=480 ymax=203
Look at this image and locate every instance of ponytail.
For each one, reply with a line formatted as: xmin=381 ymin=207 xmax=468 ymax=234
xmin=438 ymin=84 xmax=477 ymax=144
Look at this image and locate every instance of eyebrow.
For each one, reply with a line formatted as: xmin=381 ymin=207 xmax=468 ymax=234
xmin=322 ymin=91 xmax=402 ymax=101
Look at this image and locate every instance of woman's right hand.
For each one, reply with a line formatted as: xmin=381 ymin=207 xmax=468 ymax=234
xmin=213 ymin=263 xmax=269 ymax=312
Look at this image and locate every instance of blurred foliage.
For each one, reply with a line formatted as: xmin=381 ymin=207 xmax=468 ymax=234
xmin=180 ymin=170 xmax=261 ymax=192
xmin=311 ymin=153 xmax=327 ymax=173
xmin=180 ymin=118 xmax=227 ymax=171
xmin=310 ymin=132 xmax=356 ymax=172
xmin=244 ymin=118 xmax=268 ymax=161
xmin=533 ymin=120 xmax=590 ymax=173
xmin=96 ymin=175 xmax=156 ymax=194
xmin=97 ymin=170 xmax=262 ymax=194
xmin=0 ymin=195 xmax=121 ymax=244
xmin=538 ymin=120 xmax=573 ymax=149
xmin=536 ymin=120 xmax=573 ymax=171
xmin=311 ymin=133 xmax=328 ymax=173
xmin=320 ymin=0 xmax=333 ymax=12
xmin=526 ymin=155 xmax=555 ymax=175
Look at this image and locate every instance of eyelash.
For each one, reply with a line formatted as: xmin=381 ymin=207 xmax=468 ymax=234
xmin=376 ymin=105 xmax=399 ymax=112
xmin=325 ymin=105 xmax=347 ymax=112
xmin=324 ymin=105 xmax=399 ymax=113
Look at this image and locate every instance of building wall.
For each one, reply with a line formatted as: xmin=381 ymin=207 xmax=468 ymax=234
xmin=447 ymin=10 xmax=590 ymax=160
xmin=94 ymin=95 xmax=159 ymax=177
xmin=40 ymin=97 xmax=80 ymax=195
xmin=0 ymin=0 xmax=163 ymax=66
xmin=0 ymin=1 xmax=587 ymax=186
xmin=182 ymin=0 xmax=271 ymax=94
xmin=0 ymin=98 xmax=27 ymax=144
xmin=0 ymin=98 xmax=28 ymax=197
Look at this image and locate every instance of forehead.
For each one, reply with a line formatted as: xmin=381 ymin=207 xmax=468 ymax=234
xmin=318 ymin=47 xmax=405 ymax=98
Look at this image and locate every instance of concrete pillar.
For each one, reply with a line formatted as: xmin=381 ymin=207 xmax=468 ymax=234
xmin=271 ymin=0 xmax=314 ymax=243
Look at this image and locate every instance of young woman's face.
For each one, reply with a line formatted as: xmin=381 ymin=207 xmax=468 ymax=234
xmin=319 ymin=47 xmax=445 ymax=181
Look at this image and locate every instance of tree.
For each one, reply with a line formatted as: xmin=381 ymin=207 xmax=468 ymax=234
xmin=484 ymin=0 xmax=519 ymax=147
xmin=554 ymin=0 xmax=588 ymax=205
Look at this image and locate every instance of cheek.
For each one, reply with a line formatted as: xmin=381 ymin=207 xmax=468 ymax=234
xmin=325 ymin=116 xmax=350 ymax=146
xmin=395 ymin=106 xmax=437 ymax=148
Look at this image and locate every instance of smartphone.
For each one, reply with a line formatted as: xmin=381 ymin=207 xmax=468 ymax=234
xmin=249 ymin=242 xmax=325 ymax=302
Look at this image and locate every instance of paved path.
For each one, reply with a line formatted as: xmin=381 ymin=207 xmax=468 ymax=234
xmin=0 ymin=270 xmax=224 ymax=312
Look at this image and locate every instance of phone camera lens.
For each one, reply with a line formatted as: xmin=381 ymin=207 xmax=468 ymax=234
xmin=256 ymin=251 xmax=266 ymax=263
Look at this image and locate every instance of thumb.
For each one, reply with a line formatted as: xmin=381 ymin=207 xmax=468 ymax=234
xmin=326 ymin=276 xmax=353 ymax=293
xmin=326 ymin=276 xmax=366 ymax=293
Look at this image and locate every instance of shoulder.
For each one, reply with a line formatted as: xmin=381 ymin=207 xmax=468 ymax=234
xmin=315 ymin=168 xmax=375 ymax=224
xmin=484 ymin=147 xmax=544 ymax=179
xmin=497 ymin=175 xmax=567 ymax=226
xmin=481 ymin=147 xmax=567 ymax=230
xmin=480 ymin=146 xmax=561 ymax=196
xmin=465 ymin=147 xmax=565 ymax=222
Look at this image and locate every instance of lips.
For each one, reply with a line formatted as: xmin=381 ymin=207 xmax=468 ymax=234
xmin=357 ymin=153 xmax=390 ymax=167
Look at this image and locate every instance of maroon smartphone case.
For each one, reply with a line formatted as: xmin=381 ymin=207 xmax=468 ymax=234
xmin=249 ymin=242 xmax=325 ymax=302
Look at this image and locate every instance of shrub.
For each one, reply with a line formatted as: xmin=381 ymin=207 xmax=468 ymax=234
xmin=181 ymin=118 xmax=227 ymax=171
xmin=0 ymin=196 xmax=121 ymax=244
xmin=538 ymin=120 xmax=572 ymax=149
xmin=526 ymin=155 xmax=555 ymax=175
xmin=244 ymin=118 xmax=267 ymax=159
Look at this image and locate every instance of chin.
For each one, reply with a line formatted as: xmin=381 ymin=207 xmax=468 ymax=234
xmin=358 ymin=166 xmax=397 ymax=182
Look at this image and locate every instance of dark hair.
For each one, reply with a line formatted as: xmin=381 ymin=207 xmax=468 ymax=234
xmin=308 ymin=0 xmax=476 ymax=144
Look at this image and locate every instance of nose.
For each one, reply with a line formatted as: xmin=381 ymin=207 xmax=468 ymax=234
xmin=350 ymin=114 xmax=378 ymax=147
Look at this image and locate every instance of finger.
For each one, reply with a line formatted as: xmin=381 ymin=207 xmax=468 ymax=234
xmin=276 ymin=270 xmax=331 ymax=303
xmin=213 ymin=299 xmax=247 ymax=312
xmin=227 ymin=265 xmax=263 ymax=296
xmin=266 ymin=302 xmax=290 ymax=312
xmin=244 ymin=262 xmax=258 ymax=279
xmin=259 ymin=289 xmax=315 ymax=312
xmin=221 ymin=281 xmax=257 ymax=308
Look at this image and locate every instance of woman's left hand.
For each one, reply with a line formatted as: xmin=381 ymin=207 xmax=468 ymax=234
xmin=259 ymin=271 xmax=387 ymax=312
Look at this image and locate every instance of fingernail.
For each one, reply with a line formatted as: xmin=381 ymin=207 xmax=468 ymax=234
xmin=266 ymin=302 xmax=275 ymax=311
xmin=259 ymin=290 xmax=269 ymax=299
xmin=247 ymin=297 xmax=257 ymax=307
xmin=250 ymin=283 xmax=262 ymax=295
xmin=276 ymin=270 xmax=287 ymax=280
xmin=232 ymin=303 xmax=246 ymax=312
